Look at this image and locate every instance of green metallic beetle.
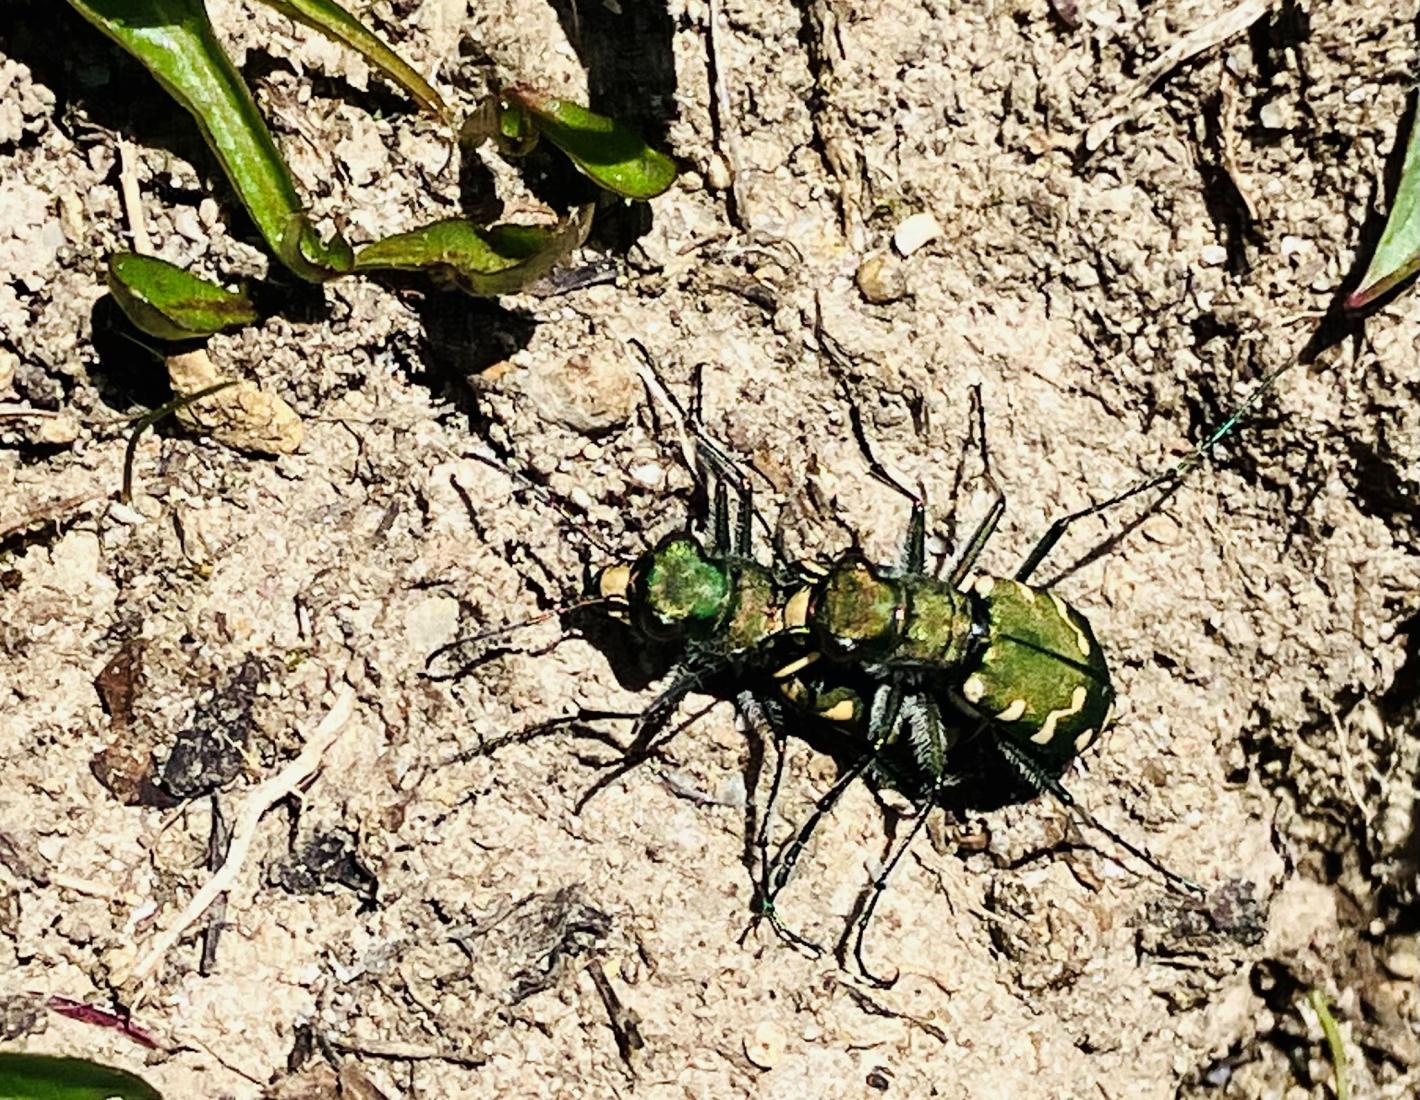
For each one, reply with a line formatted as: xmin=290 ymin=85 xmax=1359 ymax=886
xmin=437 ymin=419 xmax=802 ymax=794
xmin=747 ymin=385 xmax=1205 ymax=985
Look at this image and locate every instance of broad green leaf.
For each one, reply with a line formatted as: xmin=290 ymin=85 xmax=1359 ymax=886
xmin=501 ymin=88 xmax=676 ymax=200
xmin=354 ymin=205 xmax=595 ymax=295
xmin=65 ymin=0 xmax=352 ymax=281
xmin=1348 ymin=109 xmax=1420 ymax=309
xmin=254 ymin=0 xmax=450 ymax=122
xmin=107 ymin=253 xmax=256 ymax=340
xmin=0 ymin=1052 xmax=162 ymax=1100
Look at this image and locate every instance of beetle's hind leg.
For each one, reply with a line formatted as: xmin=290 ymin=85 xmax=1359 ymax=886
xmin=844 ymin=698 xmax=964 ymax=986
xmin=993 ymin=737 xmax=1204 ymax=898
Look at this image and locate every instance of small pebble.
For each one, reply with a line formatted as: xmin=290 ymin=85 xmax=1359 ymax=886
xmin=629 ymin=461 xmax=665 ymax=489
xmin=856 ymin=251 xmax=907 ymax=303
xmin=744 ymin=1020 xmax=786 ymax=1070
xmin=1258 ymin=99 xmax=1293 ymax=130
xmin=35 ymin=413 xmax=80 ymax=446
xmin=404 ymin=594 xmax=460 ymax=651
xmin=1065 ymin=259 xmax=1100 ymax=288
xmin=106 ymin=501 xmax=147 ymax=527
xmin=1383 ymin=950 xmax=1419 ymax=981
xmin=893 ymin=211 xmax=941 ymax=257
xmin=521 ymin=352 xmax=637 ymax=434
xmin=1200 ymin=244 xmax=1229 ymax=267
xmin=172 ymin=207 xmax=204 ymax=242
xmin=706 ymin=152 xmax=733 ymax=191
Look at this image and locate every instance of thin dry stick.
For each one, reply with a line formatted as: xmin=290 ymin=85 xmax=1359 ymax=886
xmin=705 ymin=0 xmax=748 ymax=227
xmin=0 ymin=405 xmax=67 ymax=419
xmin=1085 ymin=0 xmax=1275 ymax=152
xmin=0 ymin=494 xmax=99 ymax=542
xmin=118 ymin=139 xmax=153 ymax=255
xmin=122 ymin=687 xmax=357 ymax=990
xmin=324 ymin=1035 xmax=488 ymax=1070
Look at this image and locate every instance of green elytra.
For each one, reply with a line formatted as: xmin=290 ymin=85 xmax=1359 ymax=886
xmin=747 ymin=343 xmax=1304 ymax=983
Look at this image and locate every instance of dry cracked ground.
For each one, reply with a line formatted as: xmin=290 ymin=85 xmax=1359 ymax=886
xmin=1 ymin=0 xmax=1418 ymax=1098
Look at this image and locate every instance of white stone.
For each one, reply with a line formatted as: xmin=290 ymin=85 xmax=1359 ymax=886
xmin=893 ymin=211 xmax=941 ymax=257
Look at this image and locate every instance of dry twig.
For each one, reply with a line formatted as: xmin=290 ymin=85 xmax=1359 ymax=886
xmin=1085 ymin=0 xmax=1275 ymax=153
xmin=0 ymin=494 xmax=99 ymax=543
xmin=705 ymin=0 xmax=748 ymax=227
xmin=121 ymin=687 xmax=357 ymax=991
xmin=118 ymin=139 xmax=153 ymax=255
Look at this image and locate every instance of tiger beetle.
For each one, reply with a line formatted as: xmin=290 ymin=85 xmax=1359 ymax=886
xmin=748 ymin=383 xmax=1171 ymax=985
xmin=433 ymin=339 xmax=1293 ymax=986
xmin=427 ymin=345 xmax=799 ymax=800
xmin=747 ymin=329 xmax=1297 ymax=983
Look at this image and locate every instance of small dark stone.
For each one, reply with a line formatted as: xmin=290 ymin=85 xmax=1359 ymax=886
xmin=268 ymin=829 xmax=378 ymax=906
xmin=158 ymin=655 xmax=267 ymax=799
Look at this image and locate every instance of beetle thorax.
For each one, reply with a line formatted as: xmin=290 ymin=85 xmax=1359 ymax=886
xmin=809 ymin=559 xmax=903 ymax=659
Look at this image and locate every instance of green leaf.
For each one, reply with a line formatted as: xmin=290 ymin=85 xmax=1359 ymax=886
xmin=252 ymin=0 xmax=450 ymax=122
xmin=502 ymin=88 xmax=676 ymax=200
xmin=0 ymin=1052 xmax=162 ymax=1100
xmin=65 ymin=0 xmax=352 ymax=282
xmin=107 ymin=253 xmax=256 ymax=340
xmin=354 ymin=205 xmax=595 ymax=295
xmin=1348 ymin=108 xmax=1420 ymax=309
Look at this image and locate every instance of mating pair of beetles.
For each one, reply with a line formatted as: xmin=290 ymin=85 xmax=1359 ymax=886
xmin=456 ymin=342 xmax=1270 ymax=985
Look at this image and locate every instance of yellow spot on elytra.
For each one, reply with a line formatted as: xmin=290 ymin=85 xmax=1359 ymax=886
xmin=974 ymin=576 xmax=995 ymax=597
xmin=783 ymin=587 xmax=811 ymax=630
xmin=1048 ymin=592 xmax=1092 ymax=656
xmin=774 ymin=651 xmax=820 ymax=680
xmin=598 ymin=564 xmax=631 ymax=601
xmin=1074 ymin=727 xmax=1097 ymax=752
xmin=1031 ymin=685 xmax=1089 ymax=744
xmin=963 ymin=674 xmax=987 ymax=703
xmin=995 ymin=698 xmax=1026 ymax=722
xmin=821 ymin=698 xmax=856 ymax=723
xmin=1102 ymin=702 xmax=1116 ymax=730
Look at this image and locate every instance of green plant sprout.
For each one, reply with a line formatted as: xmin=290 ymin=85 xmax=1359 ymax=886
xmin=0 ymin=1051 xmax=162 ymax=1100
xmin=68 ymin=0 xmax=677 ymax=335
xmin=1347 ymin=99 xmax=1419 ymax=309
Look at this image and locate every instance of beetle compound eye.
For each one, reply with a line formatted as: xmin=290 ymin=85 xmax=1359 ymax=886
xmin=594 ymin=563 xmax=632 ymax=603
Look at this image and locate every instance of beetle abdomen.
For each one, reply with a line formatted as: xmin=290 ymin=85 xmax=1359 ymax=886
xmin=955 ymin=576 xmax=1114 ymax=769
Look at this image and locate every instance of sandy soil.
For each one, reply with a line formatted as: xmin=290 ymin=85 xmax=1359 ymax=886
xmin=2 ymin=0 xmax=1418 ymax=1097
